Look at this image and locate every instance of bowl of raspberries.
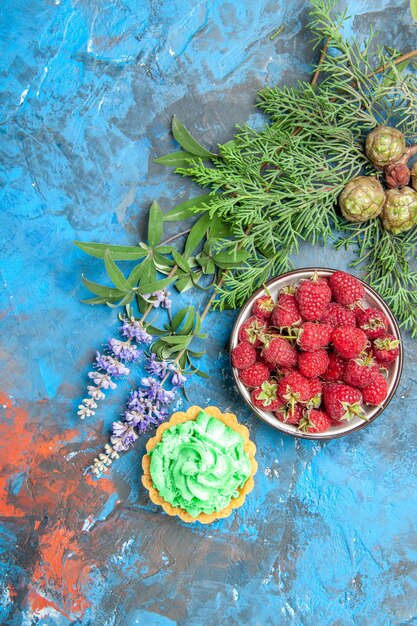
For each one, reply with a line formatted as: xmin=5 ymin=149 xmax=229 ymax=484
xmin=230 ymin=268 xmax=403 ymax=439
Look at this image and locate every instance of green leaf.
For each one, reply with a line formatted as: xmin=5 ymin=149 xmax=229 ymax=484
xmin=211 ymin=249 xmax=250 ymax=269
xmin=175 ymin=276 xmax=194 ymax=293
xmin=81 ymin=276 xmax=125 ymax=299
xmin=172 ymin=249 xmax=191 ymax=273
xmin=204 ymin=258 xmax=216 ymax=274
xmin=181 ymin=307 xmax=196 ymax=335
xmin=187 ymin=349 xmax=206 ymax=358
xmin=136 ymin=292 xmax=148 ymax=314
xmin=80 ymin=296 xmax=109 ymax=305
xmin=184 ymin=212 xmax=211 ymax=259
xmin=148 ymin=201 xmax=163 ymax=247
xmin=193 ymin=313 xmax=202 ymax=335
xmin=411 ymin=0 xmax=417 ymax=21
xmin=172 ymin=115 xmax=216 ymax=157
xmin=104 ymin=250 xmax=132 ymax=292
xmin=179 ymin=353 xmax=188 ymax=370
xmin=208 ymin=215 xmax=233 ymax=241
xmin=107 ymin=291 xmax=135 ymax=308
xmin=154 ymin=151 xmax=198 ymax=167
xmin=161 ymin=335 xmax=192 ymax=346
xmin=139 ymin=257 xmax=157 ymax=287
xmin=195 ymin=369 xmax=210 ymax=379
xmin=138 ymin=276 xmax=176 ymax=294
xmin=74 ymin=241 xmax=147 ymax=261
xmin=144 ymin=324 xmax=166 ymax=336
xmin=152 ymin=339 xmax=178 ymax=359
xmin=219 ymin=139 xmax=237 ymax=154
xmin=127 ymin=262 xmax=147 ymax=286
xmin=162 ymin=194 xmax=213 ymax=222
xmin=171 ymin=307 xmax=190 ymax=330
xmin=155 ymin=245 xmax=174 ymax=254
xmin=154 ymin=253 xmax=175 ymax=273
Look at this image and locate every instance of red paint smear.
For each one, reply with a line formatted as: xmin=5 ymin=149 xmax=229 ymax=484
xmin=7 ymin=583 xmax=17 ymax=600
xmin=0 ymin=392 xmax=117 ymax=619
xmin=0 ymin=392 xmax=12 ymax=409
xmin=32 ymin=525 xmax=91 ymax=616
xmin=27 ymin=588 xmax=71 ymax=620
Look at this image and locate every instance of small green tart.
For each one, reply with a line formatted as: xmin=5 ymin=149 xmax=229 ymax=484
xmin=148 ymin=410 xmax=252 ymax=518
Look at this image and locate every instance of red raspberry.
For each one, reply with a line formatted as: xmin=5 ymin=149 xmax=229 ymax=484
xmin=251 ymin=379 xmax=282 ymax=410
xmin=295 ymin=273 xmax=332 ymax=321
xmin=238 ymin=361 xmax=270 ymax=387
xmin=332 ymin=326 xmax=367 ymax=359
xmin=262 ymin=336 xmax=297 ymax=368
xmin=271 ymin=293 xmax=301 ymax=327
xmin=297 ymin=322 xmax=332 ymax=351
xmin=276 ymin=365 xmax=297 ymax=379
xmin=350 ymin=304 xmax=364 ymax=320
xmin=231 ymin=341 xmax=257 ymax=369
xmin=362 ymin=373 xmax=389 ymax=405
xmin=320 ymin=302 xmax=356 ymax=329
xmin=321 ymin=351 xmax=346 ymax=382
xmin=252 ymin=294 xmax=275 ymax=319
xmin=298 ymin=409 xmax=332 ymax=433
xmin=275 ymin=403 xmax=303 ymax=425
xmin=323 ymin=383 xmax=365 ymax=422
xmin=278 ymin=372 xmax=311 ymax=405
xmin=306 ymin=378 xmax=323 ymax=408
xmin=343 ymin=354 xmax=379 ymax=388
xmin=238 ymin=316 xmax=268 ymax=348
xmin=356 ymin=307 xmax=389 ymax=340
xmin=373 ymin=334 xmax=400 ymax=365
xmin=298 ymin=349 xmax=329 ymax=378
xmin=257 ymin=355 xmax=276 ymax=371
xmin=328 ymin=271 xmax=365 ymax=306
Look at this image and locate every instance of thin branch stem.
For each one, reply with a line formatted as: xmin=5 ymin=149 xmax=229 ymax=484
xmin=310 ymin=39 xmax=329 ymax=86
xmin=134 ymin=264 xmax=179 ymax=325
xmin=368 ymin=49 xmax=417 ymax=80
xmin=161 ymin=228 xmax=192 ymax=245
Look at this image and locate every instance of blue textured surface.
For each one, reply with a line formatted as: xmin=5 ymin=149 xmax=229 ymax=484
xmin=2 ymin=1 xmax=417 ymax=624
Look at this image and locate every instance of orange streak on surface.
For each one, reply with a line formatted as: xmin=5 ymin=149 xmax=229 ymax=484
xmin=27 ymin=588 xmax=72 ymax=620
xmin=0 ymin=391 xmax=117 ymax=619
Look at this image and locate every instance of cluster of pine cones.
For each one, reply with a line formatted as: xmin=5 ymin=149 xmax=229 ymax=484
xmin=339 ymin=126 xmax=417 ymax=234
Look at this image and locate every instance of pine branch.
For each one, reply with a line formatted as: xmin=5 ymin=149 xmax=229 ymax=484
xmin=162 ymin=0 xmax=417 ymax=332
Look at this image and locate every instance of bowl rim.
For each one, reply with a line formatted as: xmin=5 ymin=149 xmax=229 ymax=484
xmin=230 ymin=267 xmax=403 ymax=440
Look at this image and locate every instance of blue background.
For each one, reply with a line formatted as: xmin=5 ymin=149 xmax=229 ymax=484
xmin=1 ymin=1 xmax=417 ymax=624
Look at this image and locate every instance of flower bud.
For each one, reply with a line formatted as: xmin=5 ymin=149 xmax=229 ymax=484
xmin=365 ymin=126 xmax=405 ymax=167
xmin=382 ymin=186 xmax=417 ymax=234
xmin=385 ymin=162 xmax=410 ymax=188
xmin=339 ymin=176 xmax=385 ymax=222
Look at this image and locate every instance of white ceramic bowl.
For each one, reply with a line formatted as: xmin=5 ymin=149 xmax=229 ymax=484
xmin=230 ymin=268 xmax=403 ymax=440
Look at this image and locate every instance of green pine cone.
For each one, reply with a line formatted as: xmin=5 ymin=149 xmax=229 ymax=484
xmin=365 ymin=126 xmax=405 ymax=167
xmin=382 ymin=186 xmax=417 ymax=234
xmin=339 ymin=176 xmax=385 ymax=222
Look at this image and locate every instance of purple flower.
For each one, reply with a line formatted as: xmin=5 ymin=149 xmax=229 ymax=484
xmin=154 ymin=289 xmax=172 ymax=309
xmin=108 ymin=338 xmax=140 ymax=362
xmin=95 ymin=352 xmax=130 ymax=377
xmin=143 ymin=289 xmax=172 ymax=309
xmin=111 ymin=422 xmax=138 ymax=451
xmin=146 ymin=353 xmax=168 ymax=378
xmin=112 ymin=421 xmax=130 ymax=438
xmin=171 ymin=370 xmax=186 ymax=387
xmin=141 ymin=377 xmax=176 ymax=405
xmin=120 ymin=319 xmax=152 ymax=344
xmin=88 ymin=371 xmax=117 ymax=390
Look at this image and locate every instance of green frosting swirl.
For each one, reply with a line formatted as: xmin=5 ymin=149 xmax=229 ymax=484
xmin=149 ymin=410 xmax=252 ymax=518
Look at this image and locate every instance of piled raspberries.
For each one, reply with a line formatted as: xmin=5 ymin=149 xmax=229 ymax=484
xmin=231 ymin=271 xmax=400 ymax=434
